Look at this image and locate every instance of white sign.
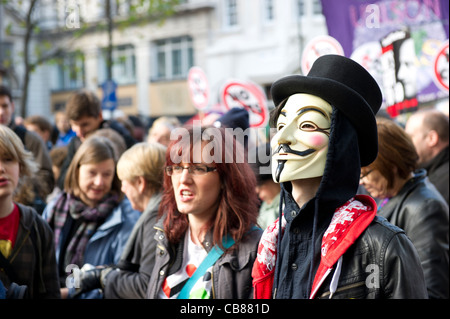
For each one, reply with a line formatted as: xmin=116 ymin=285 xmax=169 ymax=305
xmin=301 ymin=35 xmax=344 ymax=75
xmin=188 ymin=66 xmax=210 ymax=110
xmin=221 ymin=80 xmax=268 ymax=128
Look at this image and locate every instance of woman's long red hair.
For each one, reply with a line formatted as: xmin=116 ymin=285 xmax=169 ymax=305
xmin=158 ymin=125 xmax=259 ymax=248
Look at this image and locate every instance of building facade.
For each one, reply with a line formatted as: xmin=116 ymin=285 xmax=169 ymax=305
xmin=0 ymin=0 xmax=327 ymax=121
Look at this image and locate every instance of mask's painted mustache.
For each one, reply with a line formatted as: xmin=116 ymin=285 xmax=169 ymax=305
xmin=274 ymin=144 xmax=316 ymax=157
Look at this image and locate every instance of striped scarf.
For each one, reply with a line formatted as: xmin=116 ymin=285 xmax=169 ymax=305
xmin=51 ymin=192 xmax=119 ymax=267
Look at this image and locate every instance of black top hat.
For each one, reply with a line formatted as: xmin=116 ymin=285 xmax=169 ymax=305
xmin=270 ymin=54 xmax=382 ymax=166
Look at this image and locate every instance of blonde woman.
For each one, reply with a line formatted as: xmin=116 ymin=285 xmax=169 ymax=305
xmin=76 ymin=142 xmax=167 ymax=298
xmin=0 ymin=125 xmax=60 ymax=298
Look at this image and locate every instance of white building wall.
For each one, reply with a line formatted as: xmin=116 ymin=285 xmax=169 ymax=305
xmin=135 ymin=41 xmax=150 ymax=116
xmin=205 ymin=0 xmax=327 ymax=105
xmin=8 ymin=0 xmax=328 ymax=118
xmin=27 ymin=64 xmax=51 ymax=118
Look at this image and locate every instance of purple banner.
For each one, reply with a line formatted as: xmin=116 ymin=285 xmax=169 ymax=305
xmin=321 ymin=0 xmax=449 ymax=115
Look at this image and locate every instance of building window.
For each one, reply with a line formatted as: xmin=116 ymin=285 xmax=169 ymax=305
xmin=54 ymin=52 xmax=85 ymax=90
xmin=225 ymin=0 xmax=238 ymax=27
xmin=297 ymin=0 xmax=305 ymax=17
xmin=263 ymin=0 xmax=274 ymax=21
xmin=98 ymin=44 xmax=136 ymax=85
xmin=152 ymin=36 xmax=194 ymax=81
xmin=297 ymin=0 xmax=323 ymax=17
xmin=313 ymin=0 xmax=322 ymax=15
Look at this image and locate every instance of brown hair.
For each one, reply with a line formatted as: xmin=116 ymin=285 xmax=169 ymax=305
xmin=159 ymin=125 xmax=259 ymax=249
xmin=0 ymin=125 xmax=39 ymax=204
xmin=91 ymin=128 xmax=127 ymax=159
xmin=23 ymin=115 xmax=53 ymax=134
xmin=50 ymin=146 xmax=68 ymax=168
xmin=65 ymin=89 xmax=101 ymax=121
xmin=370 ymin=118 xmax=418 ymax=189
xmin=64 ymin=135 xmax=123 ymax=200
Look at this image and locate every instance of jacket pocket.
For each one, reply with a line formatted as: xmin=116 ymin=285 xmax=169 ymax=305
xmin=319 ymin=281 xmax=367 ymax=299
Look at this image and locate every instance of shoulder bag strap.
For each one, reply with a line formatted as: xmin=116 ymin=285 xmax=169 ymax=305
xmin=177 ymin=235 xmax=235 ymax=299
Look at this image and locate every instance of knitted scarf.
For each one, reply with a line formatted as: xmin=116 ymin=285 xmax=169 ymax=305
xmin=51 ymin=192 xmax=119 ymax=267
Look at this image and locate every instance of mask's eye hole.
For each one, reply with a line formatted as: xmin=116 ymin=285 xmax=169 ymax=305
xmin=300 ymin=122 xmax=317 ymax=131
xmin=277 ymin=124 xmax=285 ymax=131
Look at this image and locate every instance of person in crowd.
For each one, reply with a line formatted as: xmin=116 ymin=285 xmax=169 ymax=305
xmin=115 ymin=116 xmax=136 ymax=142
xmin=213 ymin=107 xmax=251 ymax=150
xmin=46 ymin=146 xmax=68 ymax=204
xmin=92 ymin=128 xmax=127 ymax=159
xmin=23 ymin=115 xmax=54 ymax=150
xmin=252 ymin=55 xmax=427 ymax=299
xmin=146 ymin=125 xmax=262 ymax=299
xmin=0 ymin=125 xmax=60 ymax=299
xmin=43 ymin=135 xmax=140 ymax=299
xmin=56 ymin=89 xmax=136 ymax=189
xmin=252 ymin=143 xmax=281 ymax=230
xmin=147 ymin=116 xmax=181 ymax=147
xmin=74 ymin=142 xmax=166 ymax=298
xmin=360 ymin=117 xmax=449 ymax=299
xmin=128 ymin=115 xmax=146 ymax=142
xmin=54 ymin=111 xmax=76 ymax=147
xmin=0 ymin=85 xmax=54 ymax=208
xmin=405 ymin=109 xmax=449 ymax=205
xmin=115 ymin=114 xmax=147 ymax=143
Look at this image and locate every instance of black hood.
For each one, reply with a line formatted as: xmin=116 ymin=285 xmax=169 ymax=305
xmin=275 ymin=106 xmax=364 ymax=298
xmin=316 ymin=106 xmax=362 ymax=210
xmin=281 ymin=106 xmax=362 ymax=218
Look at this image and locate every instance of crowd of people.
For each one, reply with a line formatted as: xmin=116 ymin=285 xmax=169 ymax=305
xmin=0 ymin=54 xmax=448 ymax=300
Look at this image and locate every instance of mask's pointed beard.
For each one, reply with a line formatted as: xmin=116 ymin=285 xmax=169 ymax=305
xmin=275 ymin=160 xmax=286 ymax=183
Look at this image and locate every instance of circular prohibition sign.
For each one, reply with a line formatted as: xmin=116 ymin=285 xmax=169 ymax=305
xmin=188 ymin=66 xmax=210 ymax=110
xmin=433 ymin=40 xmax=449 ymax=93
xmin=221 ymin=80 xmax=269 ymax=128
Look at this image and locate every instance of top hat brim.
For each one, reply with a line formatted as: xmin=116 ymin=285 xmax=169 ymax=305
xmin=271 ymin=75 xmax=378 ymax=166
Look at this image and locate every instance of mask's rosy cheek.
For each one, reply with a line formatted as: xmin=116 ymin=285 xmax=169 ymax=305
xmin=307 ymin=133 xmax=328 ymax=148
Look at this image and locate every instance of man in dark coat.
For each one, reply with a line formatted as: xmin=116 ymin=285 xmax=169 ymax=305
xmin=56 ymin=89 xmax=136 ymax=189
xmin=405 ymin=109 xmax=449 ymax=206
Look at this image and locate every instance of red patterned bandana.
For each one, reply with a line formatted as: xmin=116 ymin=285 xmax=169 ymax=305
xmin=252 ymin=195 xmax=377 ymax=299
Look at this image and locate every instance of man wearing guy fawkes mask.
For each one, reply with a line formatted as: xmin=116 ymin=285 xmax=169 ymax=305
xmin=252 ymin=55 xmax=428 ymax=299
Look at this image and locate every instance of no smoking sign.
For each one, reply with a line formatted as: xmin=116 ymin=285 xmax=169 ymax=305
xmin=301 ymin=35 xmax=344 ymax=75
xmin=221 ymin=80 xmax=268 ymax=128
xmin=433 ymin=41 xmax=449 ymax=93
xmin=188 ymin=67 xmax=210 ymax=110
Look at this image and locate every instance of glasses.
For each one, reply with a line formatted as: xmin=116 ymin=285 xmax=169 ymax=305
xmin=360 ymin=169 xmax=374 ymax=180
xmin=165 ymin=165 xmax=217 ymax=176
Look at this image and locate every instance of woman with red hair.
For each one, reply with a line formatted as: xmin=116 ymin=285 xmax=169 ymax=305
xmin=146 ymin=125 xmax=262 ymax=299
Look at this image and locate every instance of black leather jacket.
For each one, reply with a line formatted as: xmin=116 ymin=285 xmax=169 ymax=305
xmin=273 ymin=110 xmax=428 ymax=299
xmin=313 ymin=215 xmax=428 ymax=299
xmin=378 ymin=169 xmax=449 ymax=299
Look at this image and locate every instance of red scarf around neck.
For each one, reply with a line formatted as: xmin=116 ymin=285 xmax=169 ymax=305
xmin=252 ymin=195 xmax=377 ymax=299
